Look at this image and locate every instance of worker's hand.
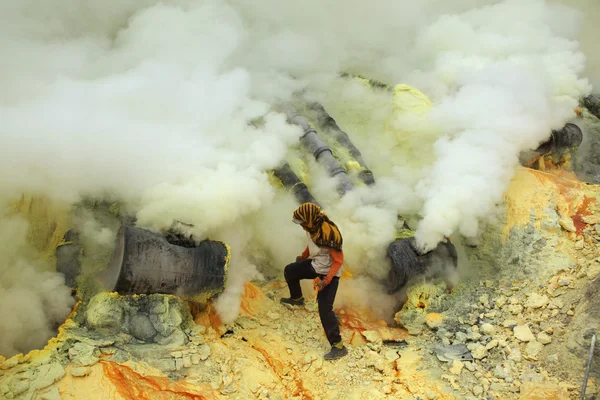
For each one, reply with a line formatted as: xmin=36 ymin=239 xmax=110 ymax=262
xmin=315 ymin=279 xmax=328 ymax=292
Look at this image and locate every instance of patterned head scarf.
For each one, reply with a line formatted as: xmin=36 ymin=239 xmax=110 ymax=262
xmin=292 ymin=202 xmax=343 ymax=251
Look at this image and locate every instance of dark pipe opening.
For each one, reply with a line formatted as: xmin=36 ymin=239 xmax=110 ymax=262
xmin=99 ymin=225 xmax=228 ymax=297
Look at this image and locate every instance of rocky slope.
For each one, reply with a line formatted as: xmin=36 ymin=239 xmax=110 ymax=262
xmin=3 ymin=102 xmax=600 ymax=400
xmin=1 ymin=166 xmax=600 ymax=400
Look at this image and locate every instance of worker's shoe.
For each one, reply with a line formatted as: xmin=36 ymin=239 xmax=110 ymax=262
xmin=324 ymin=344 xmax=348 ymax=360
xmin=280 ymin=297 xmax=305 ymax=306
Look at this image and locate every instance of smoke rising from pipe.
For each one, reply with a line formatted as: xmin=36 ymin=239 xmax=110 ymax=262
xmin=0 ymin=0 xmax=597 ymax=350
xmin=406 ymin=0 xmax=592 ymax=250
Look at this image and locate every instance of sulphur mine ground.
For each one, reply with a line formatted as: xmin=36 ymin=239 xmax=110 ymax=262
xmin=2 ymin=160 xmax=600 ymax=399
xmin=2 ymin=2 xmax=600 ymax=398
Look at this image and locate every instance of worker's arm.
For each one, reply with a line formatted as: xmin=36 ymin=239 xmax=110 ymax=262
xmin=296 ymin=246 xmax=310 ymax=261
xmin=323 ymin=249 xmax=344 ymax=285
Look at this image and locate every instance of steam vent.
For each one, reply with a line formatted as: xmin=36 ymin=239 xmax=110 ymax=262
xmin=2 ymin=2 xmax=600 ymax=399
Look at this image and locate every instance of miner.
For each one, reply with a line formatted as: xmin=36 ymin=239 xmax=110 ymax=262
xmin=280 ymin=202 xmax=348 ymax=360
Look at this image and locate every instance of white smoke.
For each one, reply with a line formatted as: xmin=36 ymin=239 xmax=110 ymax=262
xmin=410 ymin=0 xmax=591 ymax=250
xmin=0 ymin=0 xmax=302 ymax=354
xmin=0 ymin=0 xmax=597 ymax=340
xmin=552 ymin=0 xmax=600 ymax=91
xmin=212 ymin=224 xmax=263 ymax=324
xmin=0 ymin=216 xmax=75 ymax=357
xmin=336 ymin=276 xmax=404 ymax=323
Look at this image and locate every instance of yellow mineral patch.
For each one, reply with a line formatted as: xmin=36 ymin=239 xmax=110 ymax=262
xmin=396 ymin=227 xmax=415 ymax=239
xmin=391 ymin=84 xmax=433 ymax=115
xmin=424 ymin=312 xmax=445 ymax=329
xmin=503 ymin=168 xmax=590 ymax=239
xmin=382 ymin=83 xmax=441 ymax=168
xmin=288 ymin=156 xmax=310 ymax=185
xmin=345 ymin=160 xmax=361 ymax=173
xmin=518 ymin=382 xmax=569 ymax=399
xmin=393 ymin=349 xmax=457 ymax=399
xmin=404 ymin=283 xmax=445 ymax=312
xmin=266 ymin=171 xmax=284 ymax=189
xmin=6 ymin=194 xmax=72 ymax=267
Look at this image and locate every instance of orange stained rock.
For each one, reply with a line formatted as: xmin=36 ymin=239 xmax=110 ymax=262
xmin=101 ymin=361 xmax=216 ymax=400
xmin=192 ymin=283 xmax=266 ymax=333
xmin=337 ymin=307 xmax=386 ymax=332
xmin=337 ymin=307 xmax=408 ymax=342
xmin=240 ymin=282 xmax=266 ymax=316
xmin=243 ymin=337 xmax=313 ymax=400
xmin=251 ymin=344 xmax=286 ymax=375
xmin=252 ymin=344 xmax=313 ymax=400
xmin=58 ymin=362 xmax=217 ymax=400
xmin=529 ymin=168 xmax=596 ymax=236
xmin=572 ymin=196 xmax=595 ymax=235
xmin=503 ymin=168 xmax=590 ymax=239
xmin=192 ymin=302 xmax=222 ymax=334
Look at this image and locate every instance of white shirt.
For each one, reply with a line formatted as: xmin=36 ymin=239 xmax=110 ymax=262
xmin=306 ymin=232 xmax=343 ymax=277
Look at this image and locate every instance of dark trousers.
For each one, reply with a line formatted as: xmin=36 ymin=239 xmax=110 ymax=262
xmin=284 ymin=259 xmax=342 ymax=346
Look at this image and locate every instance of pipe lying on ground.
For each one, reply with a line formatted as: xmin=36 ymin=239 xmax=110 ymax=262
xmin=272 ymin=163 xmax=321 ymax=207
xmin=535 ymin=123 xmax=583 ymax=154
xmin=283 ymin=102 xmax=458 ymax=295
xmin=339 ymin=72 xmax=392 ymax=91
xmin=285 ymin=107 xmax=354 ymax=196
xmin=521 ymin=123 xmax=583 ymax=170
xmin=56 ymin=229 xmax=82 ymax=288
xmin=386 ymin=236 xmax=458 ymax=295
xmin=308 ymin=102 xmax=375 ymax=186
xmin=583 ymin=95 xmax=600 ymax=120
xmin=99 ymin=225 xmax=229 ymax=299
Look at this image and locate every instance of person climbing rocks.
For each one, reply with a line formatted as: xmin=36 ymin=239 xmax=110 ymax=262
xmin=280 ymin=202 xmax=348 ymax=360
